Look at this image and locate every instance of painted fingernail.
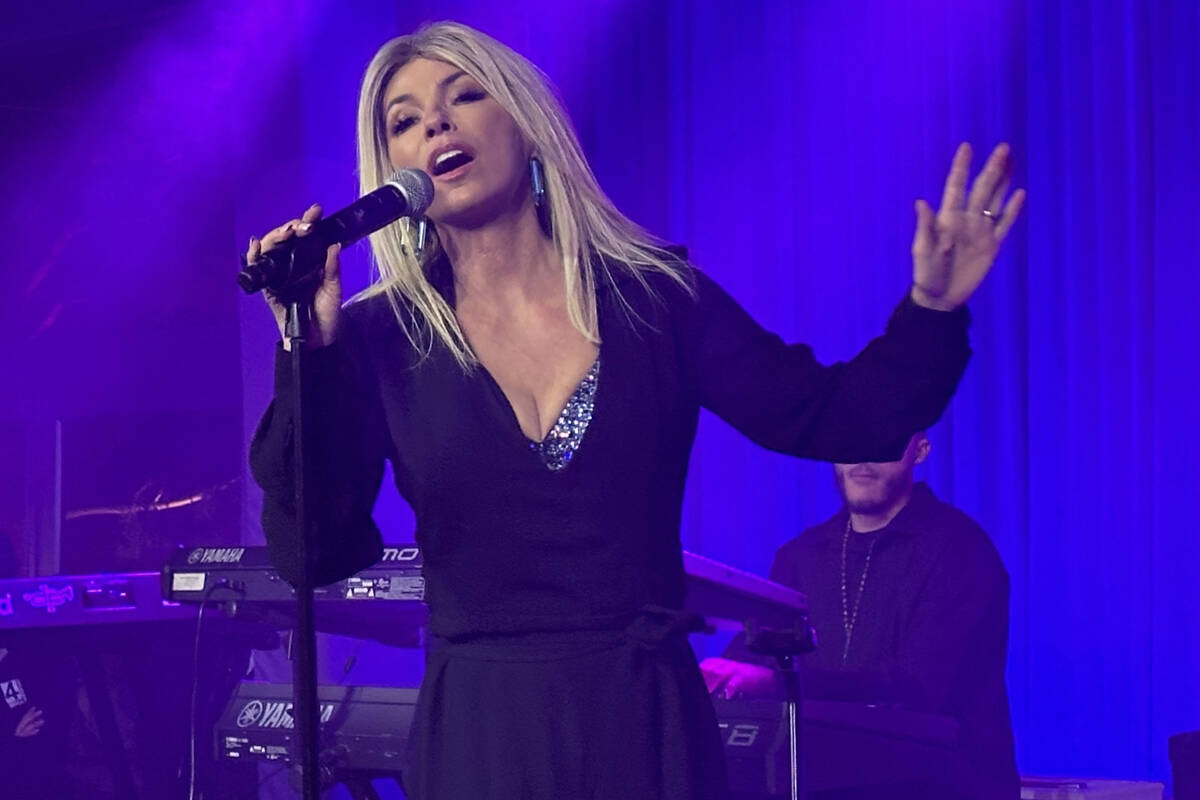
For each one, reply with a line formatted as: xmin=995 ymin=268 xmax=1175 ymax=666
xmin=299 ymin=222 xmax=312 ymax=232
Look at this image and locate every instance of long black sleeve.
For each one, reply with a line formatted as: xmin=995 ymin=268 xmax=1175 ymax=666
xmin=242 ymin=257 xmax=974 ymax=638
xmin=679 ymin=269 xmax=971 ymax=463
xmin=249 ymin=309 xmax=387 ymax=587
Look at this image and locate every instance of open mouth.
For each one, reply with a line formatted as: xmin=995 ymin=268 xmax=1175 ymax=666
xmin=431 ymin=148 xmax=474 ymax=176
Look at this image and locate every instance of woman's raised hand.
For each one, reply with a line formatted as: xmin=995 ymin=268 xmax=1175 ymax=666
xmin=910 ymin=143 xmax=1026 ymax=311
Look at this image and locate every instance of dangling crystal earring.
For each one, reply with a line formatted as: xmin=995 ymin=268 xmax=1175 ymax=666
xmin=530 ymin=156 xmax=553 ymax=238
xmin=415 ymin=217 xmax=428 ymax=254
xmin=401 ymin=217 xmax=428 ymax=256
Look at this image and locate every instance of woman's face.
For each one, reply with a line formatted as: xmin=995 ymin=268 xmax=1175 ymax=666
xmin=382 ymin=57 xmax=529 ymax=229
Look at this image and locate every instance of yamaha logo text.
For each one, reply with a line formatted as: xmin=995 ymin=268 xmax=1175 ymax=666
xmin=236 ymin=700 xmax=336 ymax=729
xmin=187 ymin=547 xmax=246 ymax=565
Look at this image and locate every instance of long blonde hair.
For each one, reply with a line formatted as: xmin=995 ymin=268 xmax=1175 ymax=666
xmin=354 ymin=21 xmax=691 ymax=369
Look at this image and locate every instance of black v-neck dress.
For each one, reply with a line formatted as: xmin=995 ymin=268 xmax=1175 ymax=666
xmin=250 ymin=255 xmax=971 ymax=799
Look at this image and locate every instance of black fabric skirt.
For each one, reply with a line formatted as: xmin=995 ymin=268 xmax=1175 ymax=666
xmin=402 ymin=607 xmax=730 ymax=800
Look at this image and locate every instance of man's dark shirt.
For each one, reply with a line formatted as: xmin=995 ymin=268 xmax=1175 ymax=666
xmin=738 ymin=482 xmax=1018 ymax=798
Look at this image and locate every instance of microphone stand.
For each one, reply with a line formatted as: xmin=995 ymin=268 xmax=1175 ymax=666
xmin=238 ymin=239 xmax=328 ymax=800
xmin=284 ymin=298 xmax=322 ymax=800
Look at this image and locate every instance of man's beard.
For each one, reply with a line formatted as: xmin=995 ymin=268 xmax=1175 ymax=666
xmin=835 ymin=468 xmax=913 ymax=516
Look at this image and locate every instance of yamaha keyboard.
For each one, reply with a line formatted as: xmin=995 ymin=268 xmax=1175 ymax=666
xmin=216 ymin=683 xmax=962 ymax=797
xmin=0 ymin=571 xmax=264 ymax=800
xmin=163 ymin=544 xmax=426 ymax=602
xmin=681 ymin=550 xmax=807 ymax=631
xmin=191 ymin=547 xmax=816 ymax=795
xmin=0 ymin=570 xmax=198 ymax=633
xmin=162 ymin=544 xmax=428 ymax=645
xmin=162 ymin=545 xmax=807 ymax=639
xmin=216 ymin=682 xmax=418 ymax=773
xmin=714 ymin=697 xmax=962 ymax=796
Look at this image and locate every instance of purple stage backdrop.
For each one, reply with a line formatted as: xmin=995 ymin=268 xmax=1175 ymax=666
xmin=2 ymin=0 xmax=1197 ymax=795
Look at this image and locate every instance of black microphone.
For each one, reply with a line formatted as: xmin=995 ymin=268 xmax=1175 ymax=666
xmin=237 ymin=168 xmax=435 ymax=296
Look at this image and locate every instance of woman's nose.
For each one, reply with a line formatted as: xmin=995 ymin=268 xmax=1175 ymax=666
xmin=425 ymin=112 xmax=453 ymax=139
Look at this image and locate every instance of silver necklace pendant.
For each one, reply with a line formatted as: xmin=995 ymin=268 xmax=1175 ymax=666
xmin=840 ymin=518 xmax=880 ymax=666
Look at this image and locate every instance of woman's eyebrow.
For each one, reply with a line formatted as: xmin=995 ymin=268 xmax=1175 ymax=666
xmin=385 ymin=71 xmax=469 ymax=112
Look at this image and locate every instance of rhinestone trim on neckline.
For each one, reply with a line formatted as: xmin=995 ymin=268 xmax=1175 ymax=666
xmin=528 ymin=358 xmax=600 ymax=471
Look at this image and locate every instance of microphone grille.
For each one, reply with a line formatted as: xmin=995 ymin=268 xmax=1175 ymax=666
xmin=387 ymin=168 xmax=435 ymax=216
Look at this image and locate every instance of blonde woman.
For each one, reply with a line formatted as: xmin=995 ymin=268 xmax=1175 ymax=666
xmin=248 ymin=21 xmax=1024 ymax=800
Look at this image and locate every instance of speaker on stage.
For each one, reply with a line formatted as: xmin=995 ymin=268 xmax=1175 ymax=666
xmin=1171 ymin=730 xmax=1199 ymax=800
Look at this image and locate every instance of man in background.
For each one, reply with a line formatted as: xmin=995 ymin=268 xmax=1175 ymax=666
xmin=701 ymin=433 xmax=1018 ymax=798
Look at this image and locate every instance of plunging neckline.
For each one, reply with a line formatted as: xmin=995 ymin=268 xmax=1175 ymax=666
xmin=425 ymin=252 xmax=605 ymax=468
xmin=475 ymin=354 xmax=602 ymax=471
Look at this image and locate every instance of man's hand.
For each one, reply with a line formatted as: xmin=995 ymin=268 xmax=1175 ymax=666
xmin=699 ymin=657 xmax=776 ymax=699
xmin=14 ymin=706 xmax=44 ymax=738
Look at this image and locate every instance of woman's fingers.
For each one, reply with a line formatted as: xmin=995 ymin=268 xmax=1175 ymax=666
xmin=938 ymin=142 xmax=972 ymax=213
xmin=911 ymin=199 xmax=936 ymax=255
xmin=929 ymin=141 xmax=1022 ymax=240
xmin=324 ymin=243 xmax=343 ymax=283
xmin=966 ymin=143 xmax=1011 ymax=213
xmin=245 ymin=235 xmax=261 ymax=265
xmin=252 ymin=203 xmax=322 ymax=257
xmin=987 ymin=168 xmax=1012 ymax=217
xmin=296 ymin=203 xmax=322 ymax=236
xmin=991 ymin=188 xmax=1027 ymax=241
xmin=260 ymin=219 xmax=300 ymax=251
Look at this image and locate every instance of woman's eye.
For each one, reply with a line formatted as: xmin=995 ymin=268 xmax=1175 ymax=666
xmin=388 ymin=90 xmax=483 ymax=134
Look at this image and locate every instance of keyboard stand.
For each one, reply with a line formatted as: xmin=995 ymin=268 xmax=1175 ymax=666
xmin=746 ymin=621 xmax=818 ymax=800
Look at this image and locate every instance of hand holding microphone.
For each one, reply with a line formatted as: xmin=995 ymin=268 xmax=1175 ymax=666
xmin=241 ymin=168 xmax=434 ymax=348
xmin=247 ymin=206 xmax=344 ymax=348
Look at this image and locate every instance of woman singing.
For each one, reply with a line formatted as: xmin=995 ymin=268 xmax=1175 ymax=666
xmin=248 ymin=21 xmax=1024 ymax=800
